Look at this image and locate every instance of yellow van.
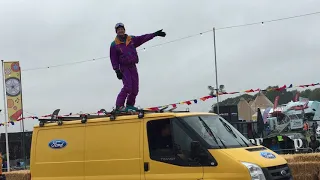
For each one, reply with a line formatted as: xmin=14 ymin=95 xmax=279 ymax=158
xmin=30 ymin=109 xmax=292 ymax=180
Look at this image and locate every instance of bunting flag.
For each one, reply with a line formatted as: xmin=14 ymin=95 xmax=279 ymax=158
xmin=145 ymin=83 xmax=318 ymax=111
xmin=1 ymin=82 xmax=319 ymax=125
xmin=0 ymin=110 xmax=104 ymax=126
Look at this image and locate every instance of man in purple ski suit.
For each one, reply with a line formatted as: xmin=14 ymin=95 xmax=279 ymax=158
xmin=110 ymin=23 xmax=166 ymax=111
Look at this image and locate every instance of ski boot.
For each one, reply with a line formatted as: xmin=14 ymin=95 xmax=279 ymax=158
xmin=114 ymin=106 xmax=129 ymax=113
xmin=110 ymin=106 xmax=127 ymax=121
xmin=126 ymin=105 xmax=139 ymax=112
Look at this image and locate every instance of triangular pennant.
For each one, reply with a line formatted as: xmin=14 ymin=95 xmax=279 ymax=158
xmin=228 ymin=92 xmax=239 ymax=94
xmin=275 ymin=85 xmax=286 ymax=91
xmin=245 ymin=89 xmax=254 ymax=93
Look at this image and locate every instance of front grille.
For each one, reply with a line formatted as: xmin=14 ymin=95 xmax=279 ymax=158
xmin=262 ymin=164 xmax=293 ymax=180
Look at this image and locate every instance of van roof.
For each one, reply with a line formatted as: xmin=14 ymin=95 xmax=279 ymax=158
xmin=35 ymin=108 xmax=217 ymax=128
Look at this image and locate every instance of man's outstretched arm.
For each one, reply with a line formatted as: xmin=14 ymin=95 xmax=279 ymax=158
xmin=132 ymin=29 xmax=166 ymax=48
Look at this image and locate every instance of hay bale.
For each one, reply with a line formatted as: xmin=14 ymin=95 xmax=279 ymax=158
xmin=282 ymin=153 xmax=320 ymax=163
xmin=285 ymin=153 xmax=320 ymax=180
xmin=282 ymin=154 xmax=295 ymax=163
xmin=3 ymin=170 xmax=30 ymax=180
xmin=292 ymin=173 xmax=318 ymax=180
xmin=292 ymin=153 xmax=320 ymax=162
xmin=288 ymin=162 xmax=320 ymax=175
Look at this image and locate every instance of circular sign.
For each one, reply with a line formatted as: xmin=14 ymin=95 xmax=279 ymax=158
xmin=11 ymin=62 xmax=20 ymax=72
xmin=5 ymin=77 xmax=21 ymax=96
xmin=260 ymin=151 xmax=276 ymax=159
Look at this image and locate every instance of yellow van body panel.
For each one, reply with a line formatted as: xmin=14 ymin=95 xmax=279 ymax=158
xmin=31 ymin=114 xmax=176 ymax=180
xmin=219 ymin=146 xmax=287 ymax=167
xmin=84 ymin=120 xmax=142 ymax=180
xmin=204 ymin=149 xmax=251 ymax=180
xmin=142 ymin=117 xmax=204 ymax=180
xmin=30 ymin=123 xmax=85 ymax=180
xmin=202 ymin=147 xmax=287 ymax=180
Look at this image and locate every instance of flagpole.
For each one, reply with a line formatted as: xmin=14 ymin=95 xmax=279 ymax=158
xmin=212 ymin=27 xmax=220 ymax=115
xmin=1 ymin=60 xmax=10 ymax=172
xmin=19 ymin=65 xmax=27 ymax=169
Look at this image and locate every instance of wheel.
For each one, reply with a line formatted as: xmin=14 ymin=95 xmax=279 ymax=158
xmin=58 ymin=121 xmax=63 ymax=125
xmin=110 ymin=115 xmax=115 ymax=121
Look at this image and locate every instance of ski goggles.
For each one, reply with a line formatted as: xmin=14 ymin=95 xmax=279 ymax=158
xmin=115 ymin=23 xmax=125 ymax=29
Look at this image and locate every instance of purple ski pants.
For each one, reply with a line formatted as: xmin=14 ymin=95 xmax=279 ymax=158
xmin=116 ymin=66 xmax=139 ymax=107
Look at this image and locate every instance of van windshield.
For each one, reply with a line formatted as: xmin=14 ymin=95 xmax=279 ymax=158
xmin=181 ymin=115 xmax=254 ymax=148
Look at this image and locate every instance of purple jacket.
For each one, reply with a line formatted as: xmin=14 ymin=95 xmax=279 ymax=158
xmin=110 ymin=33 xmax=155 ymax=71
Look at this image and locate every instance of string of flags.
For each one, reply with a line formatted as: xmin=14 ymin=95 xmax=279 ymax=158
xmin=145 ymin=83 xmax=319 ymax=111
xmin=1 ymin=82 xmax=319 ymax=126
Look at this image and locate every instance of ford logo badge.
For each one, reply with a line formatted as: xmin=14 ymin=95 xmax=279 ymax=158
xmin=49 ymin=140 xmax=67 ymax=149
xmin=260 ymin=151 xmax=276 ymax=159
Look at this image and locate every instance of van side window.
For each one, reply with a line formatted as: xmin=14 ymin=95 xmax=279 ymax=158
xmin=147 ymin=119 xmax=175 ymax=158
xmin=146 ymin=118 xmax=201 ymax=166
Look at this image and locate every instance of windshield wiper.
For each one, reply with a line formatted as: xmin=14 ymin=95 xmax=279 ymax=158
xmin=199 ymin=117 xmax=226 ymax=148
xmin=219 ymin=119 xmax=250 ymax=147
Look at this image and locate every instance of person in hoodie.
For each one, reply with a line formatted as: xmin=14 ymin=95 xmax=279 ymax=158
xmin=110 ymin=23 xmax=166 ymax=111
xmin=309 ymin=135 xmax=320 ymax=152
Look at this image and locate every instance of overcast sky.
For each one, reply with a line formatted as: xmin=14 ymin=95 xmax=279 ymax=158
xmin=0 ymin=0 xmax=319 ymax=132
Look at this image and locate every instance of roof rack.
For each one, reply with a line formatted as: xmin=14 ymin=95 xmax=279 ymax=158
xmin=38 ymin=107 xmax=190 ymax=127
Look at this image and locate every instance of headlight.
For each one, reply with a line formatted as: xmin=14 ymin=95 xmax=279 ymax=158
xmin=241 ymin=162 xmax=266 ymax=180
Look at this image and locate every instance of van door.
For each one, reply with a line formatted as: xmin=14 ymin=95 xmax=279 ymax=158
xmin=143 ymin=117 xmax=203 ymax=180
xmin=85 ymin=121 xmax=141 ymax=180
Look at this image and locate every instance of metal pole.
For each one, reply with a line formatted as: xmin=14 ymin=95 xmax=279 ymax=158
xmin=19 ymin=65 xmax=27 ymax=169
xmin=213 ymin=27 xmax=219 ymax=115
xmin=1 ymin=60 xmax=10 ymax=172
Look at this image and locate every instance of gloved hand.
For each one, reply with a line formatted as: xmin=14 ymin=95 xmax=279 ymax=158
xmin=115 ymin=70 xmax=123 ymax=80
xmin=154 ymin=29 xmax=166 ymax=37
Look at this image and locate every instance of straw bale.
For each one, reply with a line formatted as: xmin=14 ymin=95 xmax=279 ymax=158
xmin=282 ymin=153 xmax=320 ymax=180
xmin=282 ymin=153 xmax=320 ymax=163
xmin=3 ymin=170 xmax=30 ymax=180
xmin=282 ymin=154 xmax=295 ymax=163
xmin=288 ymin=162 xmax=320 ymax=175
xmin=292 ymin=173 xmax=318 ymax=180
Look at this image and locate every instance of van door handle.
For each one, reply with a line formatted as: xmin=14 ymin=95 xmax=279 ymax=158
xmin=144 ymin=162 xmax=149 ymax=171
